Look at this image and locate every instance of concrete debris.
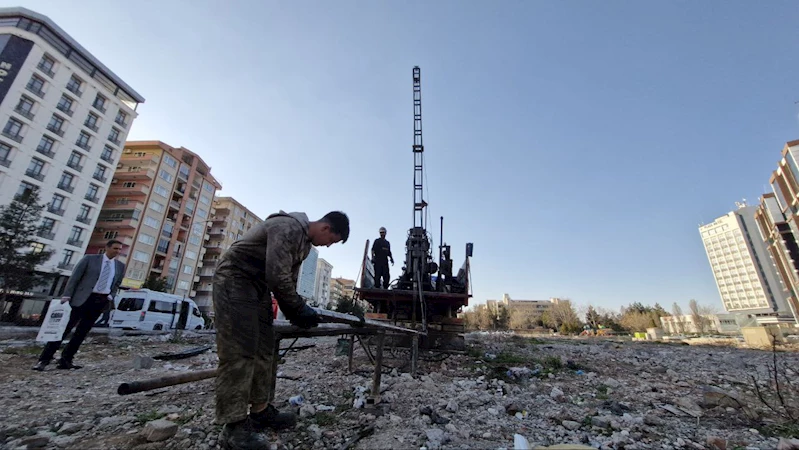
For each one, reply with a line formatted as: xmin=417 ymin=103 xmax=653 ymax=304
xmin=1 ymin=330 xmax=799 ymax=449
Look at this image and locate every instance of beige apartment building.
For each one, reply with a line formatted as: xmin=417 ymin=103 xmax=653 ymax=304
xmin=194 ymin=196 xmax=262 ymax=313
xmin=87 ymin=141 xmax=221 ymax=298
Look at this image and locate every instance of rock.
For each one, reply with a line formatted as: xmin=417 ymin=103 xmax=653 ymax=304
xmin=143 ymin=419 xmax=178 ymax=442
xmin=57 ymin=422 xmax=83 ymax=434
xmin=133 ymin=355 xmax=155 ymax=370
xmin=605 ymin=378 xmax=622 ymax=388
xmin=562 ymin=420 xmax=581 ymax=430
xmin=550 ymin=387 xmax=565 ymax=400
xmin=299 ymin=404 xmax=316 ymax=419
xmin=505 ymin=403 xmax=523 ymax=415
xmin=707 ymin=436 xmax=727 ymax=450
xmin=51 ymin=435 xmax=78 ymax=447
xmin=777 ymin=438 xmax=799 ymax=450
xmin=19 ymin=435 xmax=50 ymax=448
xmin=644 ymin=414 xmax=663 ymax=426
xmin=591 ymin=416 xmax=611 ymax=428
xmin=307 ymin=424 xmax=322 ymax=440
xmin=446 ymin=400 xmax=458 ymax=413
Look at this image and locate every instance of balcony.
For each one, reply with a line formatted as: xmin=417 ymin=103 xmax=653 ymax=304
xmin=37 ymin=230 xmax=55 ymax=240
xmin=25 ymin=170 xmax=45 ymax=181
xmin=84 ymin=121 xmax=99 ymax=133
xmin=37 ymin=62 xmax=55 ymax=77
xmin=45 ymin=125 xmax=64 ymax=138
xmin=56 ymin=104 xmax=73 ymax=117
xmin=57 ymin=262 xmax=74 ymax=270
xmin=115 ymin=117 xmax=128 ymax=128
xmin=169 ymin=200 xmax=181 ymax=210
xmin=93 ymin=173 xmax=108 ymax=184
xmin=100 ymin=152 xmax=114 ymax=164
xmin=36 ymin=146 xmax=55 ymax=159
xmin=173 ymin=250 xmax=182 ymax=258
xmin=76 ymin=215 xmax=92 ymax=225
xmin=66 ymin=161 xmax=83 ymax=172
xmin=114 ymin=167 xmax=155 ymax=180
xmin=57 ymin=183 xmax=73 ymax=194
xmin=66 ymin=83 xmax=82 ymax=97
xmin=127 ymin=153 xmax=160 ymax=164
xmin=14 ymin=106 xmax=34 ymax=121
xmin=47 ymin=206 xmax=64 ymax=216
xmin=155 ymin=245 xmax=169 ymax=255
xmin=96 ymin=217 xmax=137 ymax=229
xmin=0 ymin=156 xmax=10 ymax=168
xmin=25 ymin=84 xmax=44 ymax=98
xmin=66 ymin=238 xmax=84 ymax=248
xmin=1 ymin=130 xmax=22 ymax=143
xmin=75 ymin=140 xmax=91 ymax=151
xmin=108 ymin=137 xmax=121 ymax=146
xmin=115 ymin=184 xmax=150 ymax=196
xmin=105 ymin=199 xmax=144 ymax=210
xmin=93 ymin=102 xmax=107 ymax=114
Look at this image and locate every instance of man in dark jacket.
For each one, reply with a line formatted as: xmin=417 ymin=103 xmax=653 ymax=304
xmin=371 ymin=227 xmax=393 ymax=289
xmin=214 ymin=211 xmax=349 ymax=450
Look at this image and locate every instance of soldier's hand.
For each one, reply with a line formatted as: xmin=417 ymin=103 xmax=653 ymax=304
xmin=290 ymin=304 xmax=320 ymax=329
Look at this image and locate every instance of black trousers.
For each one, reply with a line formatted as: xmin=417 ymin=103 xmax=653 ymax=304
xmin=374 ymin=263 xmax=390 ymax=289
xmin=39 ymin=293 xmax=109 ymax=364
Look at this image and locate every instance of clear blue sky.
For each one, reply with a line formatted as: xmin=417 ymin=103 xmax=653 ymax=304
xmin=19 ymin=0 xmax=799 ymax=312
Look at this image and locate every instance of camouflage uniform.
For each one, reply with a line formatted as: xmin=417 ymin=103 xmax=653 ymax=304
xmin=213 ymin=211 xmax=312 ymax=425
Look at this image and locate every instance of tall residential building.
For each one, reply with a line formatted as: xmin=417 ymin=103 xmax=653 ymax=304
xmin=87 ymin=141 xmax=220 ymax=299
xmin=0 ymin=8 xmax=144 ymax=311
xmin=297 ymin=247 xmax=319 ymax=301
xmin=330 ymin=277 xmax=356 ymax=302
xmin=194 ymin=196 xmax=262 ymax=313
xmin=752 ymin=140 xmax=799 ymax=324
xmin=314 ymin=258 xmax=333 ymax=307
xmin=699 ymin=204 xmax=794 ymax=323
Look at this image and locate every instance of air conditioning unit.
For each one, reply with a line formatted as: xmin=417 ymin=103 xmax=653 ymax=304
xmin=124 ymin=149 xmax=132 ymax=154
xmin=111 ymin=179 xmax=118 ymax=184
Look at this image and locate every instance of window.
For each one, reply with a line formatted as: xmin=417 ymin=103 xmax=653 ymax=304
xmin=31 ymin=242 xmax=45 ymax=254
xmin=93 ymin=164 xmax=107 ymax=182
xmin=178 ymin=165 xmax=190 ymax=180
xmin=3 ymin=117 xmax=23 ymax=137
xmin=156 ymin=238 xmax=169 ymax=253
xmin=192 ymin=223 xmax=203 ymax=236
xmin=164 ymin=154 xmax=177 ymax=168
xmin=148 ymin=300 xmax=174 ymax=314
xmin=37 ymin=136 xmax=55 ymax=155
xmin=86 ymin=184 xmax=100 ymax=201
xmin=108 ymin=127 xmax=120 ymax=143
xmin=77 ymin=204 xmax=91 ymax=219
xmin=60 ymin=249 xmax=74 ymax=266
xmin=183 ymin=265 xmax=193 ymax=274
xmin=122 ymin=181 xmax=136 ymax=188
xmin=203 ymin=182 xmax=214 ymax=193
xmin=26 ymin=75 xmax=45 ymax=96
xmin=56 ymin=95 xmax=73 ymax=114
xmin=27 ymin=157 xmax=44 ymax=174
xmin=41 ymin=217 xmax=55 ymax=232
xmin=16 ymin=96 xmax=34 ymax=117
xmin=66 ymin=75 xmax=82 ymax=96
xmin=154 ymin=185 xmax=169 ymax=197
xmin=199 ymin=194 xmax=211 ymax=206
xmin=185 ymin=250 xmax=197 ymax=260
xmin=69 ymin=226 xmax=83 ymax=241
xmin=103 ymin=231 xmax=118 ymax=239
xmin=50 ymin=193 xmax=65 ymax=210
xmin=138 ymin=233 xmax=156 ymax=245
xmin=0 ymin=142 xmax=11 ymax=162
xmin=84 ymin=113 xmax=99 ymax=131
xmin=132 ymin=250 xmax=150 ymax=263
xmin=101 ymin=145 xmax=114 ymax=162
xmin=118 ymin=297 xmax=144 ymax=311
xmin=178 ymin=280 xmax=190 ymax=290
xmin=192 ymin=308 xmax=202 ymax=318
xmin=159 ymin=169 xmax=173 ymax=183
xmin=189 ymin=235 xmax=201 ymax=246
xmin=76 ymin=131 xmax=91 ymax=148
xmin=47 ymin=115 xmax=64 ymax=134
xmin=58 ymin=172 xmax=74 ymax=188
xmin=115 ymin=110 xmax=128 ymax=127
xmin=93 ymin=94 xmax=107 ymax=112
xmin=144 ymin=216 xmax=159 ymax=228
xmin=67 ymin=151 xmax=82 ymax=169
xmin=196 ymin=208 xmax=207 ymax=219
xmin=149 ymin=200 xmax=164 ymax=213
xmin=38 ymin=54 xmax=55 ymax=75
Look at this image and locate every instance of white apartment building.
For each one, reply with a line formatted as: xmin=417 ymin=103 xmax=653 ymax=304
xmin=297 ymin=247 xmax=318 ymax=301
xmin=0 ymin=8 xmax=144 ymax=301
xmin=314 ymin=258 xmax=333 ymax=307
xmin=699 ymin=204 xmax=793 ymax=323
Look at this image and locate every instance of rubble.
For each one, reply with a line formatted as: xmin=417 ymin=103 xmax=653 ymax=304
xmin=1 ymin=331 xmax=798 ymax=449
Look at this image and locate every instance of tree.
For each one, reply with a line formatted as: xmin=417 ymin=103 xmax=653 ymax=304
xmin=585 ymin=305 xmax=601 ymax=329
xmin=671 ymin=302 xmax=686 ymax=334
xmin=689 ymin=299 xmax=713 ymax=334
xmin=542 ymin=299 xmax=582 ymax=334
xmin=141 ymin=274 xmax=168 ymax=292
xmin=0 ymin=188 xmax=55 ymax=307
xmin=334 ymin=294 xmax=364 ymax=319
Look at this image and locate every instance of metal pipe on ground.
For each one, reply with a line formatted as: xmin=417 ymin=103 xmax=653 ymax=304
xmin=118 ymin=368 xmax=217 ymax=395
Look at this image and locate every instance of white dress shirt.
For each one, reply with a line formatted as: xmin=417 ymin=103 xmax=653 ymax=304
xmin=92 ymin=254 xmax=115 ymax=295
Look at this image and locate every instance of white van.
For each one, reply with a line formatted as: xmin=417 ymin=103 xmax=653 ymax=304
xmin=111 ymin=288 xmax=205 ymax=331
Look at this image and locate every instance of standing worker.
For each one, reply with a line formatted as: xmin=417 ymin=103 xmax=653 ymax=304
xmin=371 ymin=227 xmax=394 ymax=289
xmin=33 ymin=240 xmax=125 ymax=371
xmin=214 ymin=210 xmax=349 ymax=450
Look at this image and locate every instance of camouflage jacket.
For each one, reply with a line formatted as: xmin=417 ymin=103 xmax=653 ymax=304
xmin=215 ymin=211 xmax=312 ymax=317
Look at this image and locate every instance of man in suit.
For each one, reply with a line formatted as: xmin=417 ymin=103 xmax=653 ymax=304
xmin=33 ymin=239 xmax=125 ymax=371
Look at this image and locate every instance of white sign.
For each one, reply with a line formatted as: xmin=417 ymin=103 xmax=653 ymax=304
xmin=36 ymin=300 xmax=72 ymax=343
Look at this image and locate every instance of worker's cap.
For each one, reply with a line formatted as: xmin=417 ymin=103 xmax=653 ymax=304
xmin=379 ymin=227 xmax=386 ymax=233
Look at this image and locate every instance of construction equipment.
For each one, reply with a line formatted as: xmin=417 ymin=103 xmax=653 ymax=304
xmin=355 ymin=66 xmax=473 ymax=350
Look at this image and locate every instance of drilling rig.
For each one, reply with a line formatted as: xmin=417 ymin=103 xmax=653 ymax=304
xmin=354 ymin=66 xmax=473 ymax=350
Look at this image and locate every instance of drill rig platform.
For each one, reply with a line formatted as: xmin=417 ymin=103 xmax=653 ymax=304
xmin=354 ymin=66 xmax=473 ymax=351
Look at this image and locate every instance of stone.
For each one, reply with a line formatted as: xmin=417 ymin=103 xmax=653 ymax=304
xmin=143 ymin=419 xmax=178 ymax=442
xmin=777 ymin=438 xmax=799 ymax=450
xmin=133 ymin=355 xmax=155 ymax=370
xmin=706 ymin=436 xmax=727 ymax=450
xmin=307 ymin=424 xmax=322 ymax=440
xmin=562 ymin=420 xmax=581 ymax=430
xmin=57 ymin=422 xmax=83 ymax=434
xmin=446 ymin=400 xmax=458 ymax=413
xmin=591 ymin=416 xmax=611 ymax=428
xmin=299 ymin=404 xmax=316 ymax=419
xmin=19 ymin=435 xmax=50 ymax=448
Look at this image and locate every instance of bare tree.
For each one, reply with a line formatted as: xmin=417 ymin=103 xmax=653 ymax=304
xmin=689 ymin=299 xmax=712 ymax=334
xmin=671 ymin=302 xmax=685 ymax=334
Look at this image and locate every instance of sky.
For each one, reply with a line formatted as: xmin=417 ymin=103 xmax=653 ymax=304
xmin=17 ymin=0 xmax=799 ymax=312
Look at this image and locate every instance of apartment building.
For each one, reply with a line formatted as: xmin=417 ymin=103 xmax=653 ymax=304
xmin=699 ymin=203 xmax=794 ymax=324
xmin=482 ymin=293 xmax=558 ymax=319
xmin=330 ymin=277 xmax=356 ymax=303
xmin=0 ymin=8 xmax=143 ymax=310
xmin=86 ymin=141 xmax=220 ymax=299
xmin=194 ymin=196 xmax=262 ymax=313
xmin=314 ymin=258 xmax=333 ymax=307
xmin=297 ymin=247 xmax=319 ymax=301
xmin=752 ymin=140 xmax=799 ymax=324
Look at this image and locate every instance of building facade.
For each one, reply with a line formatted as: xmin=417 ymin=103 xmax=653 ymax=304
xmin=699 ymin=204 xmax=794 ymax=323
xmin=753 ymin=140 xmax=799 ymax=324
xmin=86 ymin=141 xmax=220 ymax=299
xmin=297 ymin=247 xmax=318 ymax=301
xmin=194 ymin=196 xmax=262 ymax=313
xmin=330 ymin=277 xmax=356 ymax=303
xmin=0 ymin=8 xmax=144 ymax=322
xmin=314 ymin=258 xmax=333 ymax=307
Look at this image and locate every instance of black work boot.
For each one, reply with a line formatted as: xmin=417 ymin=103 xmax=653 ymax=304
xmin=219 ymin=417 xmax=269 ymax=450
xmin=250 ymin=404 xmax=297 ymax=431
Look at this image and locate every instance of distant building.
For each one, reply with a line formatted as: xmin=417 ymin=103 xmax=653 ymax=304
xmin=314 ymin=258 xmax=333 ymax=307
xmin=330 ymin=277 xmax=356 ymax=303
xmin=481 ymin=293 xmax=560 ymax=319
xmin=297 ymin=247 xmax=318 ymax=300
xmin=660 ymin=314 xmax=741 ymax=335
xmin=193 ymin=196 xmax=262 ymax=313
xmin=699 ymin=203 xmax=795 ymax=324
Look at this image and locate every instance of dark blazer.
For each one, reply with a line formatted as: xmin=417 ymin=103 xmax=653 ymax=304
xmin=63 ymin=254 xmax=125 ymax=307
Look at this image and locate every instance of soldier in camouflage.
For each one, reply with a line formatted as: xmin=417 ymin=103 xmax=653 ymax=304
xmin=213 ymin=210 xmax=349 ymax=450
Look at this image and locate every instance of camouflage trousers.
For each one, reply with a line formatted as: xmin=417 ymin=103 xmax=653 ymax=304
xmin=213 ymin=273 xmax=277 ymax=425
